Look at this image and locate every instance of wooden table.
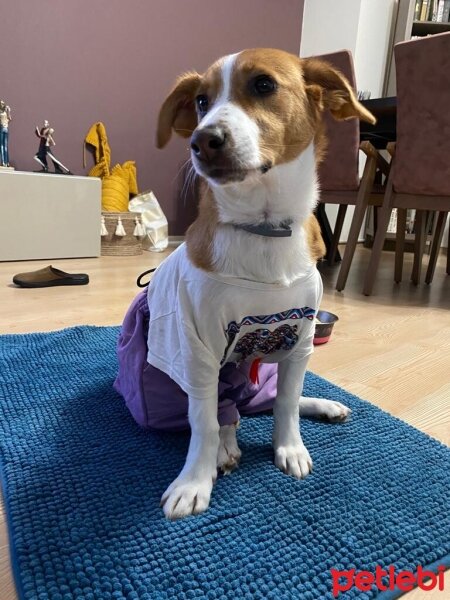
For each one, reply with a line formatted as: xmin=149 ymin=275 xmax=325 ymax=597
xmin=360 ymin=96 xmax=397 ymax=149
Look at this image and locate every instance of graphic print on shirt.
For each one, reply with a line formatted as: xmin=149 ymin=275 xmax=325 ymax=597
xmin=234 ymin=323 xmax=299 ymax=361
xmin=221 ymin=307 xmax=316 ymax=364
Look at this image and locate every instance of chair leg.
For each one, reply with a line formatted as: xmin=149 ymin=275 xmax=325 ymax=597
xmin=447 ymin=218 xmax=450 ymax=275
xmin=362 ymin=168 xmax=395 ymax=296
xmin=394 ymin=208 xmax=407 ymax=283
xmin=335 ymin=202 xmax=366 ymax=291
xmin=336 ymin=156 xmax=377 ymax=292
xmin=328 ymin=205 xmax=347 ymax=266
xmin=411 ymin=210 xmax=427 ymax=285
xmin=426 ymin=212 xmax=437 ymax=255
xmin=316 ymin=203 xmax=341 ymax=263
xmin=425 ymin=212 xmax=447 ymax=284
xmin=373 ymin=206 xmax=379 ymax=237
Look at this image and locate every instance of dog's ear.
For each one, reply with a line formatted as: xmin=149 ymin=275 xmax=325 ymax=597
xmin=156 ymin=72 xmax=202 ymax=149
xmin=302 ymin=58 xmax=376 ymax=124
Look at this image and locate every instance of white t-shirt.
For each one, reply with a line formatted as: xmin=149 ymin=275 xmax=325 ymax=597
xmin=147 ymin=243 xmax=323 ymax=399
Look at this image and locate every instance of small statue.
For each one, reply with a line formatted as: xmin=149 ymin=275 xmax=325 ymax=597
xmin=0 ymin=99 xmax=12 ymax=167
xmin=34 ymin=120 xmax=72 ymax=174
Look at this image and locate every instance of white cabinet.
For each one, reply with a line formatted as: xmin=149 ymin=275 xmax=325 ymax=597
xmin=0 ymin=170 xmax=101 ymax=261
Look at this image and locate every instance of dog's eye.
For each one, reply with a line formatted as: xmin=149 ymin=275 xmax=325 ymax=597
xmin=196 ymin=95 xmax=209 ymax=115
xmin=252 ymin=75 xmax=277 ymax=96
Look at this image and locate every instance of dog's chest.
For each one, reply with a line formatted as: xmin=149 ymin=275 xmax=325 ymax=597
xmin=147 ymin=244 xmax=322 ymax=393
xmin=211 ymin=226 xmax=313 ymax=286
xmin=190 ymin=265 xmax=322 ymax=369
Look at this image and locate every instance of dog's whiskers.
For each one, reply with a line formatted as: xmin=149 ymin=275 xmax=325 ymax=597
xmin=180 ymin=162 xmax=198 ymax=207
xmin=173 ymin=158 xmax=192 ymax=183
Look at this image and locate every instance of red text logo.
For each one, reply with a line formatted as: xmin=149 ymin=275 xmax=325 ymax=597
xmin=331 ymin=565 xmax=446 ymax=597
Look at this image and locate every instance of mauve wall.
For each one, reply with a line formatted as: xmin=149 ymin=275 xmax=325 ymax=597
xmin=1 ymin=0 xmax=304 ymax=234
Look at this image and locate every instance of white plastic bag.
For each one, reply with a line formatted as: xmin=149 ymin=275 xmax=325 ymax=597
xmin=128 ymin=190 xmax=168 ymax=252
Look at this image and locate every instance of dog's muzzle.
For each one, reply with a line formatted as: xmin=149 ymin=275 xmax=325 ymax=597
xmin=190 ymin=129 xmax=272 ymax=184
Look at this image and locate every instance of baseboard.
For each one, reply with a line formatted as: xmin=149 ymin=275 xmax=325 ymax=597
xmin=363 ymin=235 xmax=426 ymax=253
xmin=168 ymin=236 xmax=184 ymax=247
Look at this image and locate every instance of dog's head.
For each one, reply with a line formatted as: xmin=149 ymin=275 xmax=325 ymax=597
xmin=156 ymin=48 xmax=375 ymax=186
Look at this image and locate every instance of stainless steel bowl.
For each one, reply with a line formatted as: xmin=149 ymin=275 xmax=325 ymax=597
xmin=314 ymin=310 xmax=339 ymax=345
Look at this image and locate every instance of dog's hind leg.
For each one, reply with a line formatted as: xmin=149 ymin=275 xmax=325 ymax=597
xmin=217 ymin=424 xmax=242 ymax=474
xmin=299 ymin=397 xmax=351 ymax=423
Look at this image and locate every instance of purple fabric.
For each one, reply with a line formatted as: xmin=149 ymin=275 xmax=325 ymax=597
xmin=114 ymin=290 xmax=279 ymax=431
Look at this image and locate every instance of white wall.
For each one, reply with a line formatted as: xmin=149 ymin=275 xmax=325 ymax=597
xmin=355 ymin=0 xmax=396 ymax=97
xmin=300 ymin=0 xmax=396 ymax=242
xmin=301 ymin=0 xmax=361 ymax=58
xmin=301 ymin=0 xmax=395 ymax=110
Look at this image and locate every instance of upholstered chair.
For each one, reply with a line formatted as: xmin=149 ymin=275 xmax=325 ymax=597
xmin=315 ymin=50 xmax=387 ymax=291
xmin=362 ymin=32 xmax=450 ymax=295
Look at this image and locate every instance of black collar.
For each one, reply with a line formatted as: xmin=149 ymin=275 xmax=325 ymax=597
xmin=233 ymin=219 xmax=293 ymax=238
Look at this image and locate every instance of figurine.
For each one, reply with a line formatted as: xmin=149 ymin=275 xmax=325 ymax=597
xmin=0 ymin=100 xmax=12 ymax=167
xmin=34 ymin=120 xmax=72 ymax=174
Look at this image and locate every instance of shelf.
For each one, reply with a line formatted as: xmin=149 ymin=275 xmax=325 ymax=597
xmin=412 ymin=20 xmax=450 ymax=36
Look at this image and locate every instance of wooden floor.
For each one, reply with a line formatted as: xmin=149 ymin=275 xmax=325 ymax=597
xmin=0 ymin=245 xmax=449 ymax=599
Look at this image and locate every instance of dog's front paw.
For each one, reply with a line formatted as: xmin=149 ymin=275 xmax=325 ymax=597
xmin=298 ymin=397 xmax=351 ymax=422
xmin=319 ymin=400 xmax=351 ymax=423
xmin=217 ymin=424 xmax=242 ymax=474
xmin=161 ymin=476 xmax=214 ymax=520
xmin=274 ymin=443 xmax=313 ymax=479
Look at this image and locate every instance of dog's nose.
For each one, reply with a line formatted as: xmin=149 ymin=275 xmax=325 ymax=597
xmin=190 ymin=127 xmax=227 ymax=162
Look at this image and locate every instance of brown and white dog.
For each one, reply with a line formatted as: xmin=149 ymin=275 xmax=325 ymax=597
xmin=156 ymin=48 xmax=375 ymax=519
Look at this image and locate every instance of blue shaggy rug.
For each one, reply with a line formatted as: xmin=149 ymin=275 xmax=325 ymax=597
xmin=0 ymin=326 xmax=449 ymax=600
